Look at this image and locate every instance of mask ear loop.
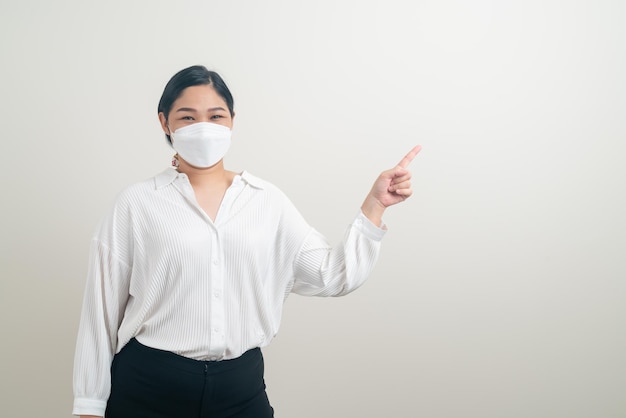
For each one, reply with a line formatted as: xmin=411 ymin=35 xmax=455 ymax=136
xmin=167 ymin=123 xmax=179 ymax=168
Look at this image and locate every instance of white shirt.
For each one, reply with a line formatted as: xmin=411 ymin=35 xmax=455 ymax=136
xmin=73 ymin=168 xmax=386 ymax=416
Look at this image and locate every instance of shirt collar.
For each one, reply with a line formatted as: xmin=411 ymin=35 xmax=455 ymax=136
xmin=154 ymin=168 xmax=179 ymax=189
xmin=239 ymin=170 xmax=265 ymax=189
xmin=153 ymin=168 xmax=266 ymax=190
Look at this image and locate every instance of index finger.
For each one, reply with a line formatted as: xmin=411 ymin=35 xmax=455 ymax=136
xmin=397 ymin=145 xmax=422 ymax=168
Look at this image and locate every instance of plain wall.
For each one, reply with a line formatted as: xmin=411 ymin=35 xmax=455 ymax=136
xmin=1 ymin=0 xmax=625 ymax=417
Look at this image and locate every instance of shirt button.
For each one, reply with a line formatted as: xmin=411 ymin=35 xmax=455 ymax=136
xmin=212 ymin=259 xmax=219 ymax=265
xmin=213 ymin=291 xmax=220 ymax=298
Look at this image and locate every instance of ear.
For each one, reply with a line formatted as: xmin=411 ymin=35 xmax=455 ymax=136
xmin=158 ymin=112 xmax=170 ymax=134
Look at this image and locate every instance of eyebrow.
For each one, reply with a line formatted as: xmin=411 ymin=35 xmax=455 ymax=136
xmin=175 ymin=106 xmax=228 ymax=113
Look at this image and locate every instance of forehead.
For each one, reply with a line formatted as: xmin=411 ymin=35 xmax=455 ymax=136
xmin=174 ymin=84 xmax=225 ymax=107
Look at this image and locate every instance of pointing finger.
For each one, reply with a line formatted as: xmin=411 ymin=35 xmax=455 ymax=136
xmin=397 ymin=145 xmax=422 ymax=168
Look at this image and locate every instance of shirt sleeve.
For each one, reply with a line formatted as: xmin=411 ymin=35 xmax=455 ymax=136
xmin=291 ymin=210 xmax=387 ymax=297
xmin=73 ymin=201 xmax=133 ymax=416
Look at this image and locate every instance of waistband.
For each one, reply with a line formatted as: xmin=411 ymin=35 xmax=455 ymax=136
xmin=122 ymin=338 xmax=262 ymax=375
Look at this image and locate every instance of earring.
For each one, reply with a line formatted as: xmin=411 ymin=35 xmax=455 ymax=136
xmin=171 ymin=153 xmax=180 ymax=168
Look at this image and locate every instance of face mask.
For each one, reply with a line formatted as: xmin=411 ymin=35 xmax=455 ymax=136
xmin=170 ymin=122 xmax=232 ymax=168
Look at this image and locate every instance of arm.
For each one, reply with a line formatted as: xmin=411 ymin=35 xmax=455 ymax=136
xmin=73 ymin=198 xmax=133 ymax=417
xmin=292 ymin=145 xmax=421 ymax=296
xmin=73 ymin=238 xmax=131 ymax=416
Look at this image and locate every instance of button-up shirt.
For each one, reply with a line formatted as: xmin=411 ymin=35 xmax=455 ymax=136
xmin=73 ymin=168 xmax=386 ymax=416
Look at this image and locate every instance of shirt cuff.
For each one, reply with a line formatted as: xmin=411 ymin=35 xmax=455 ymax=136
xmin=354 ymin=211 xmax=387 ymax=241
xmin=73 ymin=398 xmax=107 ymax=417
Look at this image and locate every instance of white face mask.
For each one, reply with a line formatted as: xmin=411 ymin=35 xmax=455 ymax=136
xmin=170 ymin=122 xmax=232 ymax=168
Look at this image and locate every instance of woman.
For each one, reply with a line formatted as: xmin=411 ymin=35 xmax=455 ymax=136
xmin=73 ymin=65 xmax=420 ymax=418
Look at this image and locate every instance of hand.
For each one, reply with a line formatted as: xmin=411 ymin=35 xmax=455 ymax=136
xmin=361 ymin=145 xmax=421 ymax=226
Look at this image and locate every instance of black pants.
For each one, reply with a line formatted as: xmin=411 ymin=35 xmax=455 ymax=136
xmin=105 ymin=338 xmax=274 ymax=418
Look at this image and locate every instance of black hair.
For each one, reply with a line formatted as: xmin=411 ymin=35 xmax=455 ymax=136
xmin=157 ymin=65 xmax=235 ymax=144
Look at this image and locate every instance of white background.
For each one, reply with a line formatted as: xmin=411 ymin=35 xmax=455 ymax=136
xmin=1 ymin=0 xmax=625 ymax=417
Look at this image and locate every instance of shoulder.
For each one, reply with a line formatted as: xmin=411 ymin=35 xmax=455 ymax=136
xmin=239 ymin=171 xmax=290 ymax=200
xmin=99 ymin=170 xmax=171 ymax=220
xmin=239 ymin=171 xmax=307 ymax=223
xmin=113 ymin=179 xmax=155 ymax=208
xmin=116 ymin=169 xmax=174 ymax=203
xmin=93 ymin=170 xmax=168 ymax=237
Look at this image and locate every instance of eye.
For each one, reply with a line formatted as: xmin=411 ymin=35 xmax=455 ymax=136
xmin=210 ymin=114 xmax=224 ymax=120
xmin=181 ymin=116 xmax=195 ymax=120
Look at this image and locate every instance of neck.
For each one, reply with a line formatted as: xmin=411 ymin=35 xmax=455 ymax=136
xmin=177 ymin=161 xmax=231 ymax=189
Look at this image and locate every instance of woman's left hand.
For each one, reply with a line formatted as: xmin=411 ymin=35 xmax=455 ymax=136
xmin=361 ymin=145 xmax=421 ymax=226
